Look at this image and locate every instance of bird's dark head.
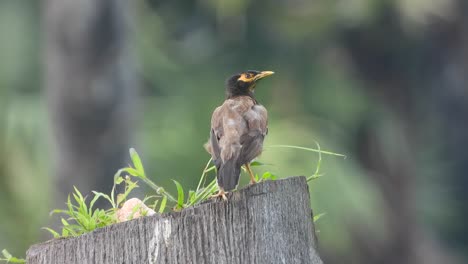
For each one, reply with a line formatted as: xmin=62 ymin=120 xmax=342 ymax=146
xmin=225 ymin=70 xmax=274 ymax=99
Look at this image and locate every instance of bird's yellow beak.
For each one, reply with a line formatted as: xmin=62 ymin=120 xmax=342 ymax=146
xmin=254 ymin=71 xmax=274 ymax=81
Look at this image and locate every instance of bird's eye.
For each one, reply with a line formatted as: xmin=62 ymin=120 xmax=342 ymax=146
xmin=237 ymin=73 xmax=252 ymax=82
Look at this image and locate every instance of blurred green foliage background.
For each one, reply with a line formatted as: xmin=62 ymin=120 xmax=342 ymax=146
xmin=1 ymin=0 xmax=467 ymax=263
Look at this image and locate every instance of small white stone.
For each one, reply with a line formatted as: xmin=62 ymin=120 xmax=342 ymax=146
xmin=116 ymin=198 xmax=156 ymax=222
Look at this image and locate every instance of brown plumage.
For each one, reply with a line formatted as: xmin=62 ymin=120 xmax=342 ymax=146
xmin=205 ymin=70 xmax=274 ymax=200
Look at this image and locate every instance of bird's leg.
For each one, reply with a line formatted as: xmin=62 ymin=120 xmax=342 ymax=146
xmin=211 ymin=188 xmax=227 ymax=201
xmin=245 ymin=163 xmax=257 ymax=184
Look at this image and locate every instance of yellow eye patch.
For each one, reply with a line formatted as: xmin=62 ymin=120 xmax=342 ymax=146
xmin=237 ymin=73 xmax=255 ymax=82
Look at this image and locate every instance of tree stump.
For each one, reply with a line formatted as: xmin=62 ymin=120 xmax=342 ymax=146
xmin=27 ymin=176 xmax=323 ymax=264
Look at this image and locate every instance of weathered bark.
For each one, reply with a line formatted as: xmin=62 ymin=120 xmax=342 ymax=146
xmin=44 ymin=0 xmax=135 ymax=203
xmin=27 ymin=177 xmax=322 ymax=264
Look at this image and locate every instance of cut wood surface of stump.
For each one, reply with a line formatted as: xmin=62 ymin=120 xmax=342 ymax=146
xmin=27 ymin=176 xmax=323 ymax=264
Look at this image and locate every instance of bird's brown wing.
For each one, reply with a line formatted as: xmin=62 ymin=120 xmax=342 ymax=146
xmin=205 ymin=106 xmax=222 ymax=157
xmin=207 ymin=97 xmax=255 ymax=191
xmin=239 ymin=104 xmax=268 ymax=165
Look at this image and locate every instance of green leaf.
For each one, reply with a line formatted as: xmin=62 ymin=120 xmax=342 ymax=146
xmin=89 ymin=193 xmax=101 ymax=214
xmin=63 ymin=225 xmax=79 ymax=237
xmin=307 ymin=141 xmax=323 ymax=182
xmin=122 ymin=167 xmax=140 ymax=177
xmin=109 ymin=184 xmax=117 ymax=209
xmin=0 ymin=249 xmax=25 ymax=263
xmin=72 ymin=186 xmax=88 ymax=215
xmin=250 ymin=161 xmax=265 ymax=167
xmin=188 ymin=190 xmax=195 ymax=203
xmin=307 ymin=174 xmax=324 ymax=182
xmin=114 ymin=175 xmax=125 ymax=184
xmin=62 ymin=228 xmax=69 ymax=237
xmin=192 ymin=179 xmax=218 ymax=205
xmin=49 ymin=209 xmax=67 ymax=216
xmin=173 ymin=180 xmax=184 ymax=209
xmin=260 ymin=171 xmax=278 ymax=181
xmin=129 ymin=148 xmax=146 ymax=177
xmin=7 ymin=257 xmax=26 ymax=263
xmin=74 ymin=212 xmax=91 ymax=230
xmin=159 ymin=195 xmax=167 ymax=213
xmin=151 ymin=200 xmax=159 ymax=211
xmin=92 ymin=191 xmax=115 ymax=208
xmin=61 ymin=218 xmax=70 ymax=226
xmin=142 ymin=195 xmax=159 ymax=204
xmin=141 ymin=209 xmax=149 ymax=217
xmin=42 ymin=227 xmax=60 ymax=238
xmin=117 ymin=178 xmax=139 ymax=206
xmin=116 ymin=194 xmax=125 ymax=207
xmin=66 ymin=195 xmax=74 ymax=215
xmin=2 ymin=249 xmax=12 ymax=259
xmin=196 ymin=158 xmax=213 ymax=192
xmin=203 ymin=166 xmax=216 ymax=173
xmin=313 ymin=213 xmax=326 ymax=223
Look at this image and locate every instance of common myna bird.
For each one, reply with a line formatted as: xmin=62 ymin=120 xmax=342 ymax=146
xmin=205 ymin=70 xmax=274 ymax=200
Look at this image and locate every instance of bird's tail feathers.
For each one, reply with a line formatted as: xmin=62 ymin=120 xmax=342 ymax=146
xmin=217 ymin=159 xmax=241 ymax=192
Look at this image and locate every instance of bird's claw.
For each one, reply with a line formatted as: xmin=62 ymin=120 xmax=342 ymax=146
xmin=211 ymin=190 xmax=228 ymax=201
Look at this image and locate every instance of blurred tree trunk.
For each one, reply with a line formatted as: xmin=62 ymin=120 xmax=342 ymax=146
xmin=44 ymin=0 xmax=135 ymax=205
xmin=335 ymin=1 xmax=467 ymax=264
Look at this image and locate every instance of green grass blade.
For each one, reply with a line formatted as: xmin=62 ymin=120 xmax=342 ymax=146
xmin=191 ymin=179 xmax=218 ymax=205
xmin=114 ymin=169 xmax=125 ymax=183
xmin=66 ymin=195 xmax=75 ymax=218
xmin=188 ymin=190 xmax=195 ymax=204
xmin=110 ymin=184 xmax=117 ymax=208
xmin=92 ymin=191 xmax=115 ymax=208
xmin=1 ymin=249 xmax=26 ymax=263
xmin=203 ymin=166 xmax=216 ymax=174
xmin=41 ymin=227 xmax=60 ymax=238
xmin=307 ymin=141 xmax=323 ymax=182
xmin=261 ymin=171 xmax=277 ymax=180
xmin=62 ymin=225 xmax=79 ymax=237
xmin=140 ymin=177 xmax=177 ymax=203
xmin=72 ymin=186 xmax=88 ymax=216
xmin=151 ymin=200 xmax=159 ymax=211
xmin=117 ymin=179 xmax=139 ymax=206
xmin=142 ymin=195 xmax=160 ymax=204
xmin=61 ymin=218 xmax=70 ymax=227
xmin=250 ymin=161 xmax=269 ymax=167
xmin=173 ymin=180 xmax=185 ymax=209
xmin=61 ymin=228 xmax=69 ymax=237
xmin=307 ymin=174 xmax=324 ymax=181
xmin=2 ymin=249 xmax=12 ymax=259
xmin=196 ymin=158 xmax=212 ymax=192
xmin=49 ymin=209 xmax=68 ymax=216
xmin=313 ymin=213 xmax=326 ymax=223
xmin=159 ymin=196 xmax=167 ymax=213
xmin=267 ymin=144 xmax=346 ymax=158
xmin=129 ymin=148 xmax=146 ymax=177
xmin=122 ymin=167 xmax=140 ymax=177
xmin=89 ymin=192 xmax=103 ymax=214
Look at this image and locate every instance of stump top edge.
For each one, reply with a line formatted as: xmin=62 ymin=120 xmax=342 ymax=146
xmin=27 ymin=176 xmax=308 ymax=253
